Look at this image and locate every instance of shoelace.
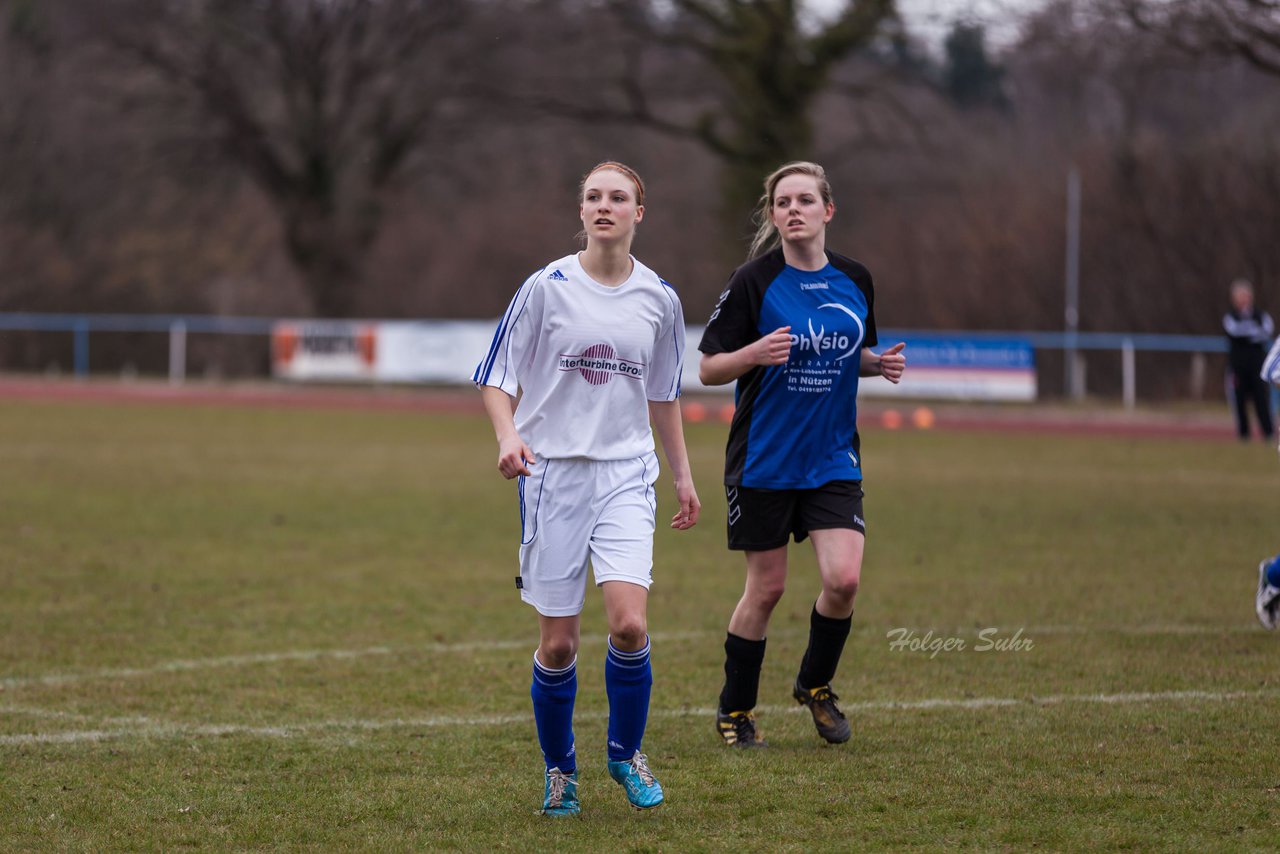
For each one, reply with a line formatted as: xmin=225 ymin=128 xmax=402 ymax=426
xmin=811 ymin=686 xmax=847 ymax=718
xmin=628 ymin=752 xmax=656 ymax=786
xmin=546 ymin=769 xmax=572 ymax=806
xmin=730 ymin=712 xmax=758 ymax=740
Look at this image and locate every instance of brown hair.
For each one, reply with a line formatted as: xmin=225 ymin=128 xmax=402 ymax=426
xmin=747 ymin=161 xmax=834 ymax=259
xmin=576 ymin=161 xmax=645 ymax=244
xmin=579 ymin=161 xmax=645 ymax=207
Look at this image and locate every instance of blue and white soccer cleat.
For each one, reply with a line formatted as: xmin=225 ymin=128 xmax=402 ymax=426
xmin=1257 ymin=559 xmax=1280 ymax=631
xmin=539 ymin=767 xmax=580 ymax=817
xmin=606 ymin=751 xmax=664 ymax=809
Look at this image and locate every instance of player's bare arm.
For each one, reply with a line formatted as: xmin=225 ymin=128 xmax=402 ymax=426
xmin=479 ymin=384 xmax=535 ymax=478
xmin=698 ymin=326 xmax=793 ymax=386
xmin=860 ymin=342 xmax=906 ymax=383
xmin=648 ymin=399 xmax=701 ymax=530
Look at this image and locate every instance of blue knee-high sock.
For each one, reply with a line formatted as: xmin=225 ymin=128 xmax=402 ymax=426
xmin=531 ymin=653 xmax=576 ymax=774
xmin=1268 ymin=555 xmax=1280 ymax=588
xmin=605 ymin=636 xmax=652 ymax=762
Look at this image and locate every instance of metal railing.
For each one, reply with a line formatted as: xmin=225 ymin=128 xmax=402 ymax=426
xmin=0 ymin=312 xmax=275 ymax=384
xmin=0 ymin=312 xmax=1230 ymax=407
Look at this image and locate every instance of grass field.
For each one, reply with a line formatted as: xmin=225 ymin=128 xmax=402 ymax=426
xmin=1 ymin=395 xmax=1277 ymax=852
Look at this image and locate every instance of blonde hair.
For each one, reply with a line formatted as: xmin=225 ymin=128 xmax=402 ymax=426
xmin=747 ymin=161 xmax=834 ymax=259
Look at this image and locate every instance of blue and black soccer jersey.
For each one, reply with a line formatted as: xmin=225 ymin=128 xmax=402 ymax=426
xmin=699 ymin=248 xmax=877 ymax=489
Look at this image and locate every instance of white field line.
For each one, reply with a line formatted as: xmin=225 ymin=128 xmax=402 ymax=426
xmin=0 ymin=631 xmax=708 ymax=690
xmin=2 ymin=688 xmax=1276 ymax=748
xmin=0 ymin=643 xmax=493 ymax=690
xmin=0 ymin=705 xmax=150 ymax=725
xmin=0 ymin=624 xmax=1258 ymax=692
xmin=1006 ymin=625 xmax=1258 ymax=636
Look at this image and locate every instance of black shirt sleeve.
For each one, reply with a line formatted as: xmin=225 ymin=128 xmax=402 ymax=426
xmin=699 ymin=251 xmax=785 ymax=355
xmin=829 ymin=251 xmax=877 ymax=349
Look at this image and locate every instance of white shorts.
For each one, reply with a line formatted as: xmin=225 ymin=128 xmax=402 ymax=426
xmin=516 ymin=452 xmax=659 ymax=617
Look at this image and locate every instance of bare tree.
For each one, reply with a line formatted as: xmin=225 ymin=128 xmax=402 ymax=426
xmin=1003 ymin=0 xmax=1280 ymax=336
xmin=499 ymin=0 xmax=901 ymax=243
xmin=99 ymin=0 xmax=468 ymax=317
xmin=1114 ymin=0 xmax=1280 ymax=75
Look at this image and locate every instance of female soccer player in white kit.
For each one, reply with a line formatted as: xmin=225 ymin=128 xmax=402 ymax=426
xmin=473 ymin=161 xmax=700 ymax=816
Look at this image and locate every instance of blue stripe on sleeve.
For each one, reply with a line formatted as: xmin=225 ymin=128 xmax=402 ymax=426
xmin=473 ymin=298 xmax=519 ymax=385
xmin=1263 ymin=340 xmax=1280 ymax=383
xmin=474 ymin=267 xmax=545 ymax=386
xmin=660 ymin=279 xmax=684 ymax=400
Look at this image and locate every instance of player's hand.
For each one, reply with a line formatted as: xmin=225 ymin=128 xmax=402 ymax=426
xmin=878 ymin=342 xmax=906 ymax=384
xmin=751 ymin=326 xmax=792 ymax=367
xmin=670 ymin=481 xmax=700 ymax=530
xmin=497 ymin=436 xmax=535 ymax=479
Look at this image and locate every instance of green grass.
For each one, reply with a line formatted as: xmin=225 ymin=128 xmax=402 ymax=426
xmin=1 ymin=397 xmax=1277 ymax=852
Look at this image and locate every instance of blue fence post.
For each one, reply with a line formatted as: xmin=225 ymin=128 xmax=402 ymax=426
xmin=73 ymin=317 xmax=89 ymax=379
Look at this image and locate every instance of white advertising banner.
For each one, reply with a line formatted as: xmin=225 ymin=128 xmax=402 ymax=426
xmin=862 ymin=336 xmax=1037 ymax=402
xmin=272 ymin=321 xmax=1036 ymax=402
xmin=374 ymin=321 xmax=496 ymax=384
xmin=272 ymin=321 xmax=378 ymax=381
xmin=272 ymin=320 xmax=493 ymax=383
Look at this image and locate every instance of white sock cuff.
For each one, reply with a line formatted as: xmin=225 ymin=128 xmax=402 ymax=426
xmin=533 ymin=651 xmax=577 ymax=676
xmin=607 ymin=635 xmax=651 ymax=662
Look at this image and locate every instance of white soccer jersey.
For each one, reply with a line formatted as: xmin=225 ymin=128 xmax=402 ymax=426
xmin=1263 ymin=337 xmax=1280 ymax=384
xmin=473 ymin=253 xmax=685 ymax=460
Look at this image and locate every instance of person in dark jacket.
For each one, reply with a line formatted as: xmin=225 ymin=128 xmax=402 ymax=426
xmin=1223 ymin=278 xmax=1274 ymax=441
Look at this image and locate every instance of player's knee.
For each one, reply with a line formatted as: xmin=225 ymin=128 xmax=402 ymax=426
xmin=825 ymin=571 xmax=860 ymax=603
xmin=750 ymin=580 xmax=786 ymax=612
xmin=609 ymin=617 xmax=648 ymax=650
xmin=538 ymin=639 xmax=577 ymax=668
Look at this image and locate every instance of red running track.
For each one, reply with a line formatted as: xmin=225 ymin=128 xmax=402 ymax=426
xmin=0 ymin=376 xmax=1238 ymax=441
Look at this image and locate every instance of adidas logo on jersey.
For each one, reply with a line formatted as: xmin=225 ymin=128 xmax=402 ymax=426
xmin=548 ymin=269 xmax=568 ymax=281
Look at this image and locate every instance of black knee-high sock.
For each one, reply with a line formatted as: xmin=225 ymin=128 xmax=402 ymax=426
xmin=718 ymin=633 xmax=766 ymax=713
xmin=796 ymin=604 xmax=852 ymax=690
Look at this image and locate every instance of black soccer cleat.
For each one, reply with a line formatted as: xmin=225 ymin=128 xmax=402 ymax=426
xmin=715 ymin=708 xmax=767 ymax=748
xmin=793 ymin=681 xmax=851 ymax=744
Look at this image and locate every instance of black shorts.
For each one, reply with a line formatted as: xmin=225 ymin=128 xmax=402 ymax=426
xmin=725 ymin=480 xmax=865 ymax=551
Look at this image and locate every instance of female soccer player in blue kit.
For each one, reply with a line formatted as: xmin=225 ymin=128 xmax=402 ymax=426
xmin=699 ymin=161 xmax=906 ymax=747
xmin=1255 ymin=335 xmax=1280 ymax=630
xmin=473 ymin=162 xmax=700 ymax=815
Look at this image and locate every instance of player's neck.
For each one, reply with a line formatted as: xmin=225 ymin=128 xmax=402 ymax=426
xmin=579 ymin=244 xmax=634 ymax=287
xmin=781 ymin=238 xmax=827 ymax=272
